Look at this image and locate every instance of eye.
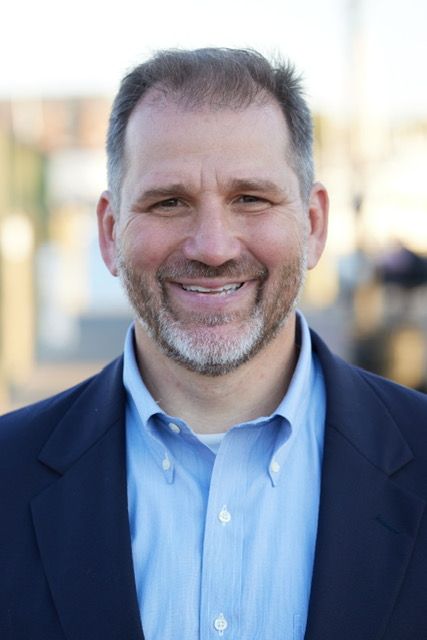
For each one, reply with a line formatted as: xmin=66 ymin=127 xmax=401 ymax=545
xmin=149 ymin=197 xmax=188 ymax=215
xmin=154 ymin=198 xmax=181 ymax=209
xmin=237 ymin=195 xmax=264 ymax=203
xmin=233 ymin=194 xmax=270 ymax=212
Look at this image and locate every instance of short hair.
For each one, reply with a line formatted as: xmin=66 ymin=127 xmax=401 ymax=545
xmin=107 ymin=48 xmax=314 ymax=208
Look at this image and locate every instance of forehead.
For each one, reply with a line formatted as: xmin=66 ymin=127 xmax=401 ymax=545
xmin=122 ymin=92 xmax=294 ymax=192
xmin=126 ymin=90 xmax=289 ymax=151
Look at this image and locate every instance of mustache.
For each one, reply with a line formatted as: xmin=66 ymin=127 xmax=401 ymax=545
xmin=156 ymin=258 xmax=268 ymax=281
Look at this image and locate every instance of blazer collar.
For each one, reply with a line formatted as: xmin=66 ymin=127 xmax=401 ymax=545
xmin=306 ymin=330 xmax=425 ymax=639
xmin=31 ymin=356 xmax=144 ymax=640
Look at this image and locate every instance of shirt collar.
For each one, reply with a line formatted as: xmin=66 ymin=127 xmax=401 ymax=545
xmin=123 ymin=326 xmax=180 ymax=482
xmin=273 ymin=310 xmax=313 ymax=425
xmin=123 ymin=325 xmax=166 ymax=426
xmin=264 ymin=310 xmax=314 ymax=485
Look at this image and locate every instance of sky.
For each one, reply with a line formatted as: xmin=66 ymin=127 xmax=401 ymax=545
xmin=2 ymin=0 xmax=427 ymax=119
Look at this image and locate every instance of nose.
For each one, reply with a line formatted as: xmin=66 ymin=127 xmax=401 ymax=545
xmin=182 ymin=206 xmax=241 ymax=266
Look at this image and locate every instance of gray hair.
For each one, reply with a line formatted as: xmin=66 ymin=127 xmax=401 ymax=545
xmin=107 ymin=48 xmax=314 ymax=209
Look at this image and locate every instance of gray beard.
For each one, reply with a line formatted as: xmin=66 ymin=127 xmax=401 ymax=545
xmin=118 ymin=254 xmax=306 ymax=376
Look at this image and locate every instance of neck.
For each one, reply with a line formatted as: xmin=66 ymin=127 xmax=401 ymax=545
xmin=133 ymin=314 xmax=298 ymax=434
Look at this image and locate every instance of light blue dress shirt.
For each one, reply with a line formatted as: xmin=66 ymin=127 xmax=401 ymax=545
xmin=124 ymin=312 xmax=326 ymax=640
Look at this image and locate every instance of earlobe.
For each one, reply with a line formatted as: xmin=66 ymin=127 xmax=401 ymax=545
xmin=96 ymin=191 xmax=119 ymax=277
xmin=306 ymin=182 xmax=329 ymax=270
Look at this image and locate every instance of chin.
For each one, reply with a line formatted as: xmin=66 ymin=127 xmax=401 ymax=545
xmin=140 ymin=307 xmax=293 ymax=377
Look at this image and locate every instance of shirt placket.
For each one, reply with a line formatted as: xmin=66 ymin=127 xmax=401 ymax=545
xmin=199 ymin=429 xmax=256 ymax=640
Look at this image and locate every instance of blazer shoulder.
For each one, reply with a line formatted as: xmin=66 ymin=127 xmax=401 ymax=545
xmin=312 ymin=326 xmax=427 ymax=409
xmin=356 ymin=366 xmax=427 ymax=440
xmin=0 ymin=375 xmax=96 ymax=448
xmin=311 ymin=328 xmax=427 ymax=453
xmin=0 ymin=355 xmax=123 ymax=450
xmin=356 ymin=365 xmax=427 ymax=407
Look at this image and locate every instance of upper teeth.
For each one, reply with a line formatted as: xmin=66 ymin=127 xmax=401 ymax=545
xmin=181 ymin=283 xmax=242 ymax=293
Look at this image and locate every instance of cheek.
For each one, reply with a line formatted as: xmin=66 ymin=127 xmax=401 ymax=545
xmin=247 ymin=221 xmax=306 ymax=269
xmin=120 ymin=224 xmax=178 ymax=271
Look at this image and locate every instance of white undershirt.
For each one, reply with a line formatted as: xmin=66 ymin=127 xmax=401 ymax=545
xmin=195 ymin=431 xmax=226 ymax=454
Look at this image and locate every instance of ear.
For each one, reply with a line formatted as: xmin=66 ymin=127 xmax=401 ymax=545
xmin=306 ymin=182 xmax=329 ymax=270
xmin=97 ymin=190 xmax=119 ymax=277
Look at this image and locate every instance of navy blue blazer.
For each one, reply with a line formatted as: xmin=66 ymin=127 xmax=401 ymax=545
xmin=1 ymin=331 xmax=427 ymax=640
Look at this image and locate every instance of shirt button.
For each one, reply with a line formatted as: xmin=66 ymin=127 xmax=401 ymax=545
xmin=162 ymin=456 xmax=171 ymax=471
xmin=218 ymin=506 xmax=232 ymax=524
xmin=270 ymin=459 xmax=281 ymax=474
xmin=168 ymin=422 xmax=181 ymax=434
xmin=214 ymin=613 xmax=228 ymax=635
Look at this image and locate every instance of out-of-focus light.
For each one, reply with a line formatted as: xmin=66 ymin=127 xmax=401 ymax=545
xmin=0 ymin=214 xmax=34 ymax=262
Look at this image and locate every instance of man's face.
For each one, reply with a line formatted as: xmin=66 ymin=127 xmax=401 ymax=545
xmin=98 ymin=94 xmax=328 ymax=375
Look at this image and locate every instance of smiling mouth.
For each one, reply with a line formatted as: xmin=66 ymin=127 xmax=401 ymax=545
xmin=180 ymin=283 xmax=244 ymax=295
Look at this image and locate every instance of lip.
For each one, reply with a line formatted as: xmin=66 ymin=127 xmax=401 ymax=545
xmin=171 ymin=278 xmax=248 ymax=289
xmin=165 ymin=279 xmax=258 ymax=311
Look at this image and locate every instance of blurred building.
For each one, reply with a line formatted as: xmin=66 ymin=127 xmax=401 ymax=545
xmin=307 ymin=111 xmax=427 ymax=391
xmin=0 ymin=97 xmax=130 ymax=411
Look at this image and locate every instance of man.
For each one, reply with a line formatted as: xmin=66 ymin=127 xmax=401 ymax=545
xmin=1 ymin=49 xmax=426 ymax=640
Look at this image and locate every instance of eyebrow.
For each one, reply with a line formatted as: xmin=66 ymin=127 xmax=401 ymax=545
xmin=132 ymin=178 xmax=285 ymax=208
xmin=227 ymin=178 xmax=284 ymax=193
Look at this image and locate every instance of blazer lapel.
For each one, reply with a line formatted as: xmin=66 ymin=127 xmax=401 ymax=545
xmin=31 ymin=358 xmax=144 ymax=640
xmin=305 ymin=334 xmax=425 ymax=640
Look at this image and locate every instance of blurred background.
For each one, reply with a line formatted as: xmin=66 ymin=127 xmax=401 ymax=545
xmin=1 ymin=0 xmax=426 ymax=411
